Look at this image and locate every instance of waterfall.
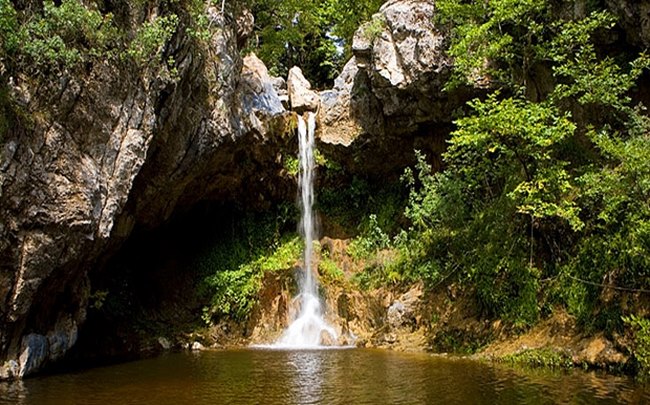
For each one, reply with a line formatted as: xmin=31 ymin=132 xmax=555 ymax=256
xmin=275 ymin=112 xmax=338 ymax=348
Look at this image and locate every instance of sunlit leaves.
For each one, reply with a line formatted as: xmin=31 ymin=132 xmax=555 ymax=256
xmin=245 ymin=0 xmax=382 ymax=85
xmin=126 ymin=14 xmax=179 ymax=67
xmin=446 ymin=95 xmax=581 ymax=229
xmin=4 ymin=0 xmax=118 ymax=72
xmin=549 ymin=12 xmax=650 ymax=109
xmin=436 ymin=0 xmax=548 ymax=89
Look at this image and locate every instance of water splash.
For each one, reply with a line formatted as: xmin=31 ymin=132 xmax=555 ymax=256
xmin=275 ymin=112 xmax=338 ymax=349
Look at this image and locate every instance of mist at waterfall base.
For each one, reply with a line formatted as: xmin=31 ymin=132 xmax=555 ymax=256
xmin=273 ymin=112 xmax=340 ymax=349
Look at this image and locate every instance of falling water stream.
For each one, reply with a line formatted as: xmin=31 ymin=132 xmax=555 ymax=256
xmin=275 ymin=112 xmax=339 ymax=348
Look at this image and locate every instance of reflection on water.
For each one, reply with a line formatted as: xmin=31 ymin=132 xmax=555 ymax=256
xmin=0 ymin=349 xmax=648 ymax=404
xmin=288 ymin=351 xmax=324 ymax=404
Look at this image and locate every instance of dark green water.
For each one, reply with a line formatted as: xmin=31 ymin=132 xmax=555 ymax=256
xmin=0 ymin=349 xmax=648 ymax=404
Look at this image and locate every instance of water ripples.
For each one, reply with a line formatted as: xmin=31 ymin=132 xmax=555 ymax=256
xmin=0 ymin=349 xmax=648 ymax=404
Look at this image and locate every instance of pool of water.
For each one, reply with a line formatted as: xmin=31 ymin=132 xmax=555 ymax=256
xmin=0 ymin=349 xmax=648 ymax=404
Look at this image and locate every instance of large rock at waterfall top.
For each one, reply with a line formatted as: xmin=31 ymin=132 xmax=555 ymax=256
xmin=0 ymin=6 xmax=288 ymax=378
xmin=319 ymin=58 xmax=382 ymax=146
xmin=287 ymin=67 xmax=320 ymax=112
xmin=319 ymin=0 xmax=472 ymax=148
xmin=239 ymin=53 xmax=286 ymax=135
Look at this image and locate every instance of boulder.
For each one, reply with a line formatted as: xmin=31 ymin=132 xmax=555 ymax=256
xmin=319 ymin=0 xmax=473 ymax=151
xmin=191 ymin=341 xmax=205 ymax=351
xmin=239 ymin=53 xmax=286 ymax=135
xmin=355 ymin=0 xmax=459 ymax=133
xmin=157 ymin=337 xmax=172 ymax=351
xmin=319 ymin=58 xmax=384 ymax=146
xmin=287 ymin=67 xmax=320 ymax=112
xmin=387 ymin=286 xmax=423 ymax=330
xmin=270 ymin=76 xmax=290 ymax=109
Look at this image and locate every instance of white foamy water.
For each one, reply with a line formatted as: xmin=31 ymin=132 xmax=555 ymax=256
xmin=275 ymin=112 xmax=338 ymax=349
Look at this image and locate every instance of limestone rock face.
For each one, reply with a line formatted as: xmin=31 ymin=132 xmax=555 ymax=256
xmin=287 ymin=67 xmax=320 ymax=112
xmin=0 ymin=7 xmax=287 ymax=379
xmin=319 ymin=0 xmax=471 ymax=152
xmin=239 ymin=53 xmax=286 ymax=135
xmin=387 ymin=287 xmax=423 ymax=330
xmin=356 ymin=0 xmax=469 ymax=135
xmin=319 ymin=58 xmax=382 ymax=146
xmin=316 ymin=0 xmax=469 ymax=179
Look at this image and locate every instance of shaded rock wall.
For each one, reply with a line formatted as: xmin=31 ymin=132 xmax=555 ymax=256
xmin=606 ymin=0 xmax=650 ymax=47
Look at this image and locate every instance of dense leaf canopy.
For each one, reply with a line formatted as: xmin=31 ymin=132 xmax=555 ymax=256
xmin=242 ymin=0 xmax=384 ymax=87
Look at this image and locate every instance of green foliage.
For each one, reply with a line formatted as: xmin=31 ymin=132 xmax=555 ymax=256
xmin=0 ymin=0 xmax=221 ymax=79
xmin=623 ymin=315 xmax=650 ymax=375
xmin=431 ymin=328 xmax=491 ymax=355
xmin=185 ymin=0 xmax=213 ymax=42
xmin=201 ymin=235 xmax=300 ymax=323
xmin=347 ymin=214 xmax=390 ymax=260
xmin=244 ymin=0 xmax=383 ymax=86
xmin=1 ymin=0 xmax=118 ymax=72
xmin=323 ymin=0 xmax=384 ymax=57
xmin=396 ymin=150 xmax=542 ymax=324
xmin=449 ymin=96 xmax=581 ymax=230
xmin=559 ymin=108 xmax=650 ymax=330
xmin=0 ymin=0 xmax=20 ymax=56
xmin=318 ymin=251 xmax=344 ymax=283
xmin=283 ymin=155 xmax=300 ymax=176
xmin=126 ymin=14 xmax=179 ymax=67
xmin=89 ymin=290 xmax=109 ymax=310
xmin=361 ymin=0 xmax=650 ymax=333
xmin=198 ymin=207 xmax=299 ymax=323
xmin=436 ymin=0 xmax=548 ymax=89
xmin=549 ymin=12 xmax=650 ymax=111
xmin=502 ymin=348 xmax=574 ymax=369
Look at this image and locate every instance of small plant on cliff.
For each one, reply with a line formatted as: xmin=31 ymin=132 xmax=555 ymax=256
xmin=360 ymin=14 xmax=386 ymax=43
xmin=347 ymin=214 xmax=390 ymax=260
xmin=318 ymin=251 xmax=344 ymax=283
xmin=283 ymin=155 xmax=300 ymax=176
xmin=185 ymin=0 xmax=214 ymax=43
xmin=125 ymin=14 xmax=179 ymax=68
xmin=89 ymin=290 xmax=109 ymax=310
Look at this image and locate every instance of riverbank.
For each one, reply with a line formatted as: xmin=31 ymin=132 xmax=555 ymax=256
xmin=130 ymin=236 xmax=638 ymax=377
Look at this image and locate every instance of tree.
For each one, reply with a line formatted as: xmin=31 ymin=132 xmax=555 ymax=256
xmin=398 ymin=0 xmax=650 ymax=327
xmin=243 ymin=0 xmax=383 ymax=87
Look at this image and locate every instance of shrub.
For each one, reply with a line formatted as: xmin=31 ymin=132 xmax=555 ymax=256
xmin=197 ymin=207 xmax=299 ymax=324
xmin=502 ymin=348 xmax=574 ymax=369
xmin=623 ymin=315 xmax=650 ymax=375
xmin=2 ymin=0 xmax=118 ymax=72
xmin=125 ymin=14 xmax=179 ymax=67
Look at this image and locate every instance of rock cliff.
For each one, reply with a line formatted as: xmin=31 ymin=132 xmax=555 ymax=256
xmin=0 ymin=5 xmax=289 ymax=378
xmin=318 ymin=0 xmax=472 ymax=175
